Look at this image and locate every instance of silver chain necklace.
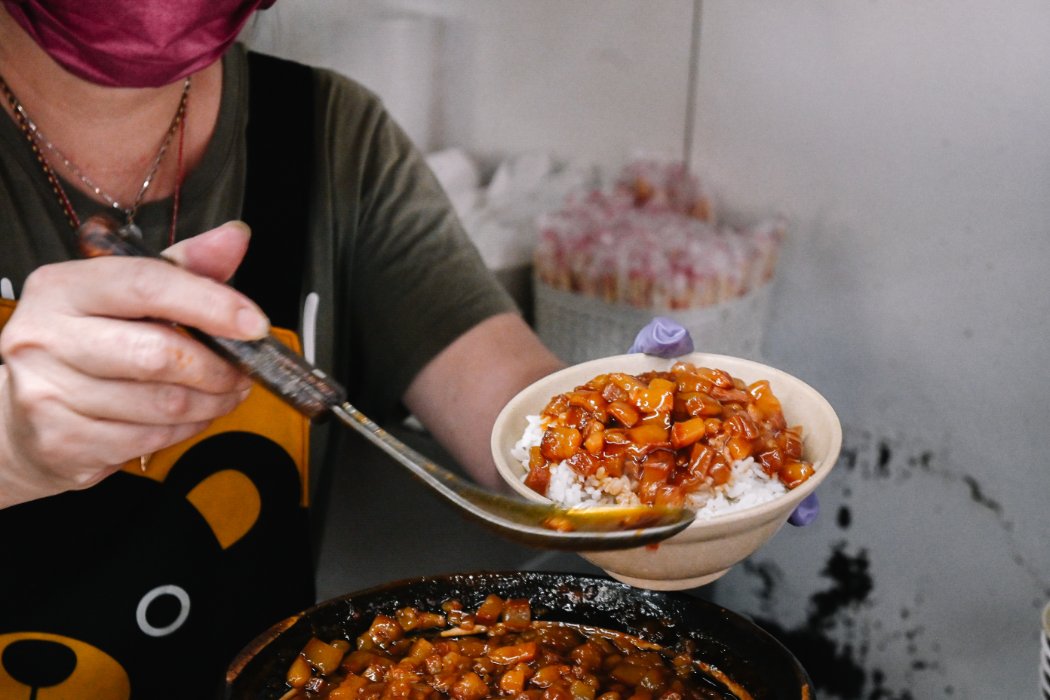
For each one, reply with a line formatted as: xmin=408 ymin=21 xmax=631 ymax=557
xmin=7 ymin=77 xmax=191 ymax=236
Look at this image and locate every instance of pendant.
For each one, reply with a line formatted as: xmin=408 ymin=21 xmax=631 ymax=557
xmin=118 ymin=222 xmax=144 ymax=240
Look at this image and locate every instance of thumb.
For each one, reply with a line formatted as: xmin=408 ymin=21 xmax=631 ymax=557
xmin=162 ymin=221 xmax=252 ymax=282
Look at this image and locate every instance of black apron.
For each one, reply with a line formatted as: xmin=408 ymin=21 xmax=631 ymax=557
xmin=0 ymin=52 xmax=318 ymax=700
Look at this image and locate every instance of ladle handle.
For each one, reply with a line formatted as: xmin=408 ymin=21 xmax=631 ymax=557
xmin=75 ymin=214 xmax=346 ymax=419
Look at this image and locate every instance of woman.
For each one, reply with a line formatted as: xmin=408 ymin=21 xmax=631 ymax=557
xmin=0 ymin=0 xmax=562 ymax=695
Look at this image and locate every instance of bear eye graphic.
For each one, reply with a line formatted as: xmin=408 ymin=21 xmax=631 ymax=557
xmin=3 ymin=638 xmax=77 ymax=690
xmin=136 ymin=584 xmax=191 ymax=638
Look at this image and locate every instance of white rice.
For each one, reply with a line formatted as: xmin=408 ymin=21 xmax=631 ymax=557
xmin=513 ymin=415 xmax=789 ymax=519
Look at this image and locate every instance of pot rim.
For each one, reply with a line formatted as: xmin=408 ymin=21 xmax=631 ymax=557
xmin=226 ymin=570 xmax=813 ymax=700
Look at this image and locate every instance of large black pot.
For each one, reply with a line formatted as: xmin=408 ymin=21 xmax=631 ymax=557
xmin=225 ymin=571 xmax=812 ymax=699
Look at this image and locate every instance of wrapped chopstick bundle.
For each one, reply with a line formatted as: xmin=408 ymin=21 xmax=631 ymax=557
xmin=534 ymin=159 xmax=784 ymax=312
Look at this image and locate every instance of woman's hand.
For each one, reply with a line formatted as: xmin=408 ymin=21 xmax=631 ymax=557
xmin=0 ymin=221 xmax=267 ymax=508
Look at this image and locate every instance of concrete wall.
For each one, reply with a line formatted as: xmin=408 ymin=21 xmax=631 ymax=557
xmin=247 ymin=2 xmax=1050 ymax=697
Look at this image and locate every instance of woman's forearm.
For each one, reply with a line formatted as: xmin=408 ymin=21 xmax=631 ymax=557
xmin=403 ymin=313 xmax=564 ymax=490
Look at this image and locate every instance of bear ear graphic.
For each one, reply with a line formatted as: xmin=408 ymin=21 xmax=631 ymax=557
xmin=162 ymin=432 xmax=303 ymax=550
xmin=186 ymin=469 xmax=261 ymax=549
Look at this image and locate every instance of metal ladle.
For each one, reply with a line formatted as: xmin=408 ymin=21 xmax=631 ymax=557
xmin=76 ymin=215 xmax=696 ymax=550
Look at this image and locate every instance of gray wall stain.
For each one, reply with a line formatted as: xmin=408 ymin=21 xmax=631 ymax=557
xmin=734 ymin=425 xmax=1029 ymax=698
xmin=835 ymin=426 xmax=1049 ymax=604
xmin=746 ymin=542 xmax=948 ymax=700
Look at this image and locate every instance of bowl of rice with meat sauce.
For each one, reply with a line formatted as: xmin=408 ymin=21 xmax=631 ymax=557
xmin=491 ymin=352 xmax=842 ymax=590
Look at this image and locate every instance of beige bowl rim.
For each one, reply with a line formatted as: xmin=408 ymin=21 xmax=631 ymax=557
xmin=491 ymin=351 xmax=843 ymax=533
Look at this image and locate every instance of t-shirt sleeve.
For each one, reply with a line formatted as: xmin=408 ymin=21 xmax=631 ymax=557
xmin=324 ymin=76 xmax=517 ymax=422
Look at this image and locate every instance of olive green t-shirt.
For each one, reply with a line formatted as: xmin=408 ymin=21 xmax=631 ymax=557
xmin=1 ymin=43 xmax=514 ymax=421
xmin=0 ymin=45 xmax=514 ymax=697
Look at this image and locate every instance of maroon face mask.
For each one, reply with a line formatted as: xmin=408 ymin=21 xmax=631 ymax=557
xmin=2 ymin=0 xmax=277 ymax=88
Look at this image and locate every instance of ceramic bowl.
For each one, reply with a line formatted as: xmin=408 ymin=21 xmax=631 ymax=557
xmin=491 ymin=352 xmax=842 ymax=590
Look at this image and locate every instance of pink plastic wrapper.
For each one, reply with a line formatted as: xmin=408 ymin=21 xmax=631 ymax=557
xmin=534 ymin=160 xmax=784 ymax=311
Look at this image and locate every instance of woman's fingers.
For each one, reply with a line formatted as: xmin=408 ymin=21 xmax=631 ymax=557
xmin=25 ymin=255 xmax=269 ymax=342
xmin=30 ymin=315 xmax=252 ymax=393
xmin=10 ymin=348 xmax=249 ymax=426
xmin=0 ymin=234 xmax=265 ymax=505
xmin=10 ymin=402 xmax=211 ymax=489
